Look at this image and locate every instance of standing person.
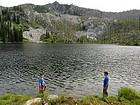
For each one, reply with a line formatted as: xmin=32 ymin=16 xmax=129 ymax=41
xmin=103 ymin=71 xmax=109 ymax=97
xmin=39 ymin=73 xmax=46 ymax=93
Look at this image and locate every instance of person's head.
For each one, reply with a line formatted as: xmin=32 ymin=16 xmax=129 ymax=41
xmin=40 ymin=73 xmax=44 ymax=78
xmin=104 ymin=72 xmax=108 ymax=76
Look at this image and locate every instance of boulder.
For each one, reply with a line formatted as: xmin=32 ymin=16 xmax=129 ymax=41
xmin=47 ymin=95 xmax=58 ymax=100
xmin=24 ymin=98 xmax=41 ymax=105
xmin=24 ymin=94 xmax=58 ymax=105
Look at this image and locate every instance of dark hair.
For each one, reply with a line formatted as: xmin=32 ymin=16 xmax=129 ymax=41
xmin=40 ymin=73 xmax=44 ymax=76
xmin=104 ymin=72 xmax=108 ymax=75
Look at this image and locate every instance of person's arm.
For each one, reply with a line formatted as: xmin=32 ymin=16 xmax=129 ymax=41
xmin=104 ymin=83 xmax=108 ymax=90
xmin=39 ymin=83 xmax=41 ymax=89
xmin=44 ymin=81 xmax=46 ymax=87
xmin=42 ymin=78 xmax=46 ymax=87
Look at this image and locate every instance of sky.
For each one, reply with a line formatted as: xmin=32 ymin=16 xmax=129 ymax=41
xmin=0 ymin=0 xmax=140 ymax=12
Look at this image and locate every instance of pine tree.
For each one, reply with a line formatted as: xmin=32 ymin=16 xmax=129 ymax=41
xmin=13 ymin=26 xmax=18 ymax=42
xmin=19 ymin=28 xmax=23 ymax=42
xmin=16 ymin=15 xmax=20 ymax=24
xmin=46 ymin=30 xmax=50 ymax=39
xmin=13 ymin=14 xmax=16 ymax=23
xmin=138 ymin=17 xmax=140 ymax=30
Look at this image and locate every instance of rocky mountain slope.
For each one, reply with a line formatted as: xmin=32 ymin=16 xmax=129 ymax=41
xmin=0 ymin=1 xmax=140 ymax=44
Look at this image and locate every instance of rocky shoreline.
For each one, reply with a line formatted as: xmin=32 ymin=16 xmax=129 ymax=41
xmin=0 ymin=87 xmax=139 ymax=105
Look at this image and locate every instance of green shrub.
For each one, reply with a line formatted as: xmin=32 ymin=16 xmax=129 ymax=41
xmin=80 ymin=95 xmax=106 ymax=105
xmin=131 ymin=99 xmax=140 ymax=105
xmin=40 ymin=34 xmax=48 ymax=42
xmin=0 ymin=94 xmax=32 ymax=105
xmin=36 ymin=92 xmax=47 ymax=101
xmin=118 ymin=87 xmax=140 ymax=101
xmin=23 ymin=38 xmax=29 ymax=42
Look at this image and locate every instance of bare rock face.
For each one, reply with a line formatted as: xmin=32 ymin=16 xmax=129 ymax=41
xmin=23 ymin=27 xmax=46 ymax=43
xmin=83 ymin=18 xmax=107 ymax=40
xmin=75 ymin=18 xmax=107 ymax=40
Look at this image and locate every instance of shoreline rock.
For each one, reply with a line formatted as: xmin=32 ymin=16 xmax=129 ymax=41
xmin=24 ymin=98 xmax=41 ymax=105
xmin=24 ymin=94 xmax=58 ymax=105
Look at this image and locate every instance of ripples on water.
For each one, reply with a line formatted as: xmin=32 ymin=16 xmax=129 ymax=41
xmin=0 ymin=44 xmax=140 ymax=97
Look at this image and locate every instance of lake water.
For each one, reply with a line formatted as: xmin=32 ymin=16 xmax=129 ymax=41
xmin=0 ymin=44 xmax=140 ymax=98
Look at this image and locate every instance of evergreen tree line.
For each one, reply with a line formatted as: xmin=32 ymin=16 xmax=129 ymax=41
xmin=97 ymin=18 xmax=140 ymax=45
xmin=0 ymin=8 xmax=23 ymax=43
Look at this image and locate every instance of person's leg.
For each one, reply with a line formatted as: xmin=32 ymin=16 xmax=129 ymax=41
xmin=106 ymin=90 xmax=108 ymax=96
xmin=103 ymin=90 xmax=108 ymax=102
xmin=103 ymin=89 xmax=108 ymax=98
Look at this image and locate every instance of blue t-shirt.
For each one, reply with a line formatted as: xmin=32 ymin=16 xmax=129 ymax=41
xmin=39 ymin=78 xmax=45 ymax=86
xmin=103 ymin=76 xmax=109 ymax=88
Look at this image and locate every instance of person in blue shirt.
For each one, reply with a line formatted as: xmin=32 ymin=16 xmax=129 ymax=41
xmin=39 ymin=73 xmax=46 ymax=93
xmin=103 ymin=71 xmax=109 ymax=97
